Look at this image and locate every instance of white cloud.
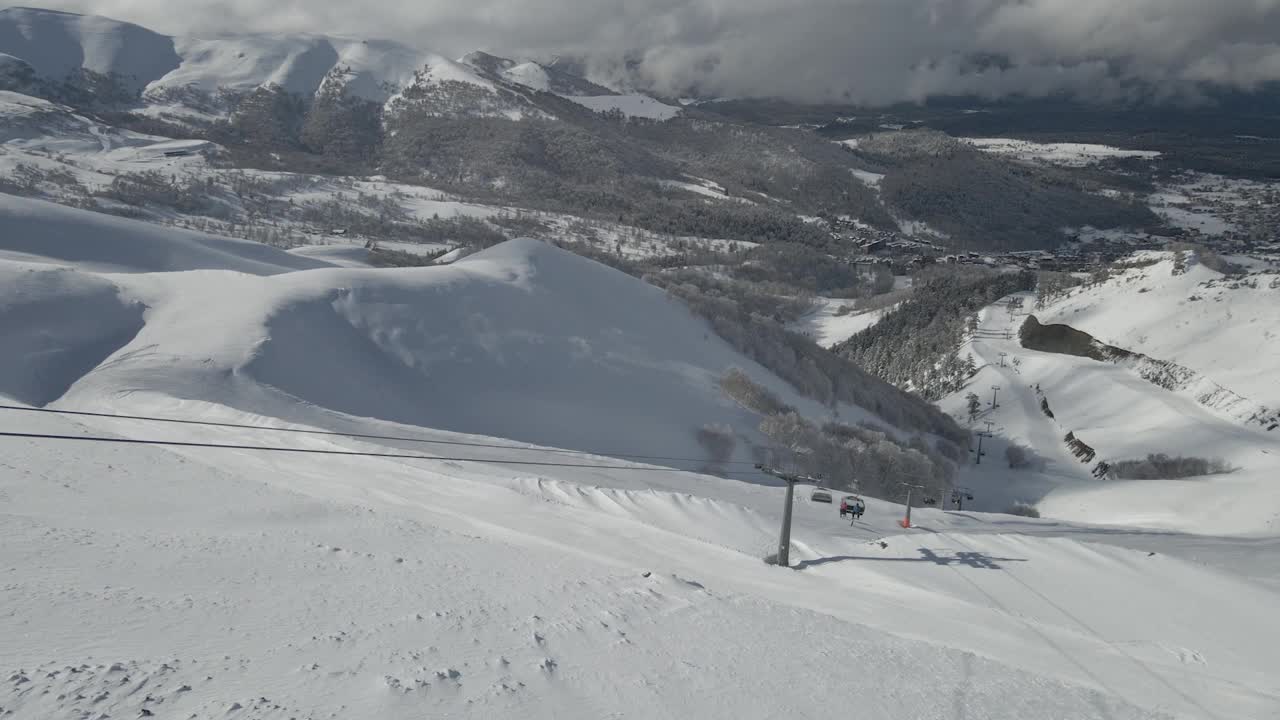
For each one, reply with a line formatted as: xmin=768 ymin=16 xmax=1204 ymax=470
xmin=33 ymin=0 xmax=1280 ymax=104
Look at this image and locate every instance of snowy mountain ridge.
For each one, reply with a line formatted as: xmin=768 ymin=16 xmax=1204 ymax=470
xmin=0 ymin=6 xmax=680 ymax=119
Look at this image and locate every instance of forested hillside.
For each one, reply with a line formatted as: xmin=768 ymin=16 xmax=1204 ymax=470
xmin=3 ymin=25 xmax=1159 ymax=254
xmin=835 ymin=268 xmax=1036 ymax=399
xmin=847 ymin=131 xmax=1158 ymax=249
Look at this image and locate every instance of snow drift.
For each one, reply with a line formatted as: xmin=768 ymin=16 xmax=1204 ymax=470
xmin=67 ymin=237 xmax=860 ymax=465
xmin=0 ymin=263 xmax=143 ymax=405
xmin=0 ymin=210 xmax=885 ymax=466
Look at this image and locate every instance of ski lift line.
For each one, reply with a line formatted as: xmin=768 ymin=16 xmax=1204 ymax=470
xmin=0 ymin=404 xmax=762 ymax=467
xmin=0 ymin=430 xmax=770 ymax=476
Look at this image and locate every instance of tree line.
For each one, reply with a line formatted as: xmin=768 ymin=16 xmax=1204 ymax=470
xmin=836 ymin=269 xmax=1035 ymax=400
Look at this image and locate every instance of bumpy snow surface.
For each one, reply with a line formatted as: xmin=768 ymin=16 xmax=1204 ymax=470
xmin=2 ymin=200 xmax=1278 ymax=718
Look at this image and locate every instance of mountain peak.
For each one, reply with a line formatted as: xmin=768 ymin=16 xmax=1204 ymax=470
xmin=0 ymin=5 xmax=179 ymax=91
xmin=3 ymin=6 xmax=86 ymax=18
xmin=459 ymin=50 xmax=516 ymax=75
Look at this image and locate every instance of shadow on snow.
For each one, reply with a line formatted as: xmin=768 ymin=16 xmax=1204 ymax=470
xmin=794 ymin=547 xmax=1028 ymax=570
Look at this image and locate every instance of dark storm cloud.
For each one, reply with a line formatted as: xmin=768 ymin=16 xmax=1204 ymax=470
xmin=36 ymin=0 xmax=1280 ymax=103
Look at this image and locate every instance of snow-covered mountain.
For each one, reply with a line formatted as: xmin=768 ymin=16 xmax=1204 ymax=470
xmin=1037 ymin=252 xmax=1279 ymax=410
xmin=0 ymin=6 xmax=179 ymax=91
xmin=3 ymin=196 xmax=1279 ymax=719
xmin=460 ymin=50 xmax=614 ymax=97
xmin=0 ymin=7 xmax=681 ymax=120
xmin=0 ymin=193 xmax=887 ymax=467
xmin=937 ymin=251 xmax=1280 ymax=536
xmin=3 ymin=8 xmax=1280 ymax=719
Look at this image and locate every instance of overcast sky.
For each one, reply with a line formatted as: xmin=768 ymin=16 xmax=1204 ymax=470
xmin=35 ymin=0 xmax=1280 ymax=104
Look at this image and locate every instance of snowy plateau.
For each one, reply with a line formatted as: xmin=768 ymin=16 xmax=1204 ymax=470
xmin=0 ymin=7 xmax=1279 ymax=720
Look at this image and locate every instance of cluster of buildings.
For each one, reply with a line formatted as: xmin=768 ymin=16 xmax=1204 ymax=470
xmin=832 ymin=227 xmax=1137 ymax=274
xmin=821 ymin=192 xmax=1280 ymax=277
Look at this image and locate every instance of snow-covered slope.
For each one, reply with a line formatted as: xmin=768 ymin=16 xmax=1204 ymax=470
xmin=385 ymin=54 xmax=550 ymax=121
xmin=0 ymin=6 xmax=180 ymax=91
xmin=3 ymin=388 xmax=1278 ymax=719
xmin=787 ymin=298 xmax=896 ymax=348
xmin=938 ymin=285 xmax=1280 ymax=537
xmin=0 ymin=8 xmax=679 ymax=121
xmin=461 ymin=50 xmax=619 ymax=96
xmin=501 ymin=61 xmax=551 ymax=91
xmin=0 ymin=210 xmax=870 ymax=466
xmin=562 ymin=93 xmax=681 ymax=120
xmin=962 ymin=138 xmax=1161 ymax=167
xmin=2 ymin=196 xmax=1279 ymax=719
xmin=156 ymin=34 xmax=429 ymax=102
xmin=0 ymin=7 xmax=475 ymax=109
xmin=0 ymin=89 xmax=202 ymax=157
xmin=73 ymin=240 xmax=788 ymax=460
xmin=1039 ymin=251 xmax=1280 ymax=408
xmin=0 ymin=193 xmax=333 ymax=274
xmin=456 ymin=51 xmax=679 ymax=119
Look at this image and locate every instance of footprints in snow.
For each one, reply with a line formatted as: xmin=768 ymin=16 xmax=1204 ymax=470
xmin=1161 ymin=645 xmax=1208 ymax=666
xmin=379 ymin=612 xmax=566 ymax=700
xmin=1 ymin=658 xmax=311 ymax=720
xmin=315 ymin=543 xmax=410 ymax=567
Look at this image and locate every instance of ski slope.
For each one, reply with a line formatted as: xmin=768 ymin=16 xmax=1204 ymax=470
xmin=939 ymin=282 xmax=1280 ymax=538
xmin=1038 ymin=252 xmax=1280 ymax=408
xmin=4 ymin=396 xmax=1278 ymax=719
xmin=0 ymin=211 xmax=1278 ymax=717
xmin=787 ymin=298 xmax=896 ymax=348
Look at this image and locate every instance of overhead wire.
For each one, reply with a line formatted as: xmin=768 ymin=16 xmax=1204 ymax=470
xmin=0 ymin=429 xmax=769 ymax=476
xmin=0 ymin=403 xmax=764 ymax=468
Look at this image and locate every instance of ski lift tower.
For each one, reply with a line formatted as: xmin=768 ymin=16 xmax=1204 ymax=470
xmin=899 ymin=481 xmax=927 ymax=528
xmin=756 ymin=464 xmax=822 ymax=568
